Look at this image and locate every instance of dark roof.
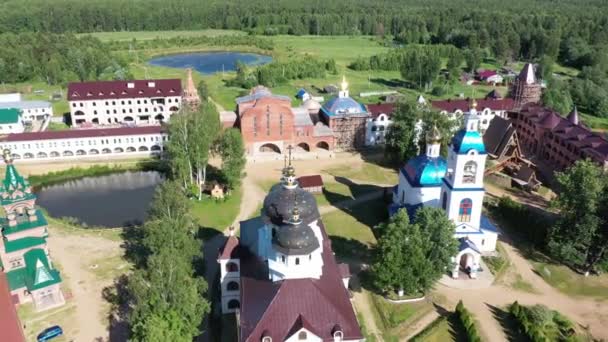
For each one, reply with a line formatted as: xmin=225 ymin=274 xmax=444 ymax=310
xmin=538 ymin=112 xmax=561 ymax=129
xmin=0 ymin=272 xmax=25 ymax=342
xmin=67 ymin=79 xmax=182 ymax=101
xmin=1 ymin=125 xmax=164 ymax=142
xmin=431 ymin=98 xmax=514 ymax=113
xmin=262 ymin=183 xmax=320 ymax=226
xmin=514 ymin=165 xmax=535 ymax=183
xmin=338 ymin=263 xmax=351 ymax=279
xmin=273 ymin=219 xmax=320 ymax=255
xmin=459 ymin=238 xmax=481 ymax=254
xmin=567 ymin=107 xmax=580 ymax=125
xmin=477 ymin=70 xmax=498 ymax=79
xmin=297 ymin=175 xmax=324 ymax=188
xmin=485 ymin=89 xmax=502 ymax=100
xmin=366 ymin=103 xmax=395 ymax=119
xmin=239 ymin=221 xmax=362 ymax=341
xmin=483 ymin=116 xmax=518 ymax=158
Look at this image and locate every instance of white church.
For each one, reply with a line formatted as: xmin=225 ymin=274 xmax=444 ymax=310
xmin=390 ymin=99 xmax=498 ymax=279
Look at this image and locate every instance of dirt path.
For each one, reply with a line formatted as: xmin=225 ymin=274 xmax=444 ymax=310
xmin=436 ymin=239 xmax=608 ymax=340
xmin=352 ymin=290 xmax=383 ymax=342
xmin=229 ymin=172 xmax=266 ymax=230
xmin=47 ymin=227 xmax=123 ymax=342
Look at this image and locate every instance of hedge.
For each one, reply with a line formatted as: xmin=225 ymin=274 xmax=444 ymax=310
xmin=509 ymin=301 xmax=578 ymax=342
xmin=455 ymin=300 xmax=482 ymax=342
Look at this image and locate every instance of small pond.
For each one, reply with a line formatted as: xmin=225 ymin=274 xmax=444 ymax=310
xmin=148 ymin=51 xmax=272 ymax=74
xmin=36 ymin=171 xmax=163 ymax=228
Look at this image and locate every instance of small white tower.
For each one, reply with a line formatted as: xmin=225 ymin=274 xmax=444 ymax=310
xmin=218 ymin=227 xmax=241 ymax=314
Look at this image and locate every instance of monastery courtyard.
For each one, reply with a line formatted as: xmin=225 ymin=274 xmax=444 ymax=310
xmin=10 ymin=150 xmax=607 ymax=342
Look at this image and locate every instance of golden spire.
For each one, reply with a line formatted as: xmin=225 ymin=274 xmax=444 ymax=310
xmin=3 ymin=149 xmax=12 ymax=164
xmin=341 ymin=75 xmax=348 ymax=92
xmin=426 ymin=125 xmax=442 ymax=144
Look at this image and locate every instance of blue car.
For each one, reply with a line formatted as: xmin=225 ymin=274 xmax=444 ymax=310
xmin=37 ymin=325 xmax=63 ymax=342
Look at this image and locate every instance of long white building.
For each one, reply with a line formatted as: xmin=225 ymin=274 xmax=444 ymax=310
xmin=0 ymin=126 xmax=167 ymax=163
xmin=67 ymin=79 xmax=182 ymax=126
xmin=0 ymin=93 xmax=53 ymax=123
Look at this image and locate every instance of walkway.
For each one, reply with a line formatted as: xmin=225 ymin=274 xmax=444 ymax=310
xmin=436 ymin=239 xmax=608 ymax=340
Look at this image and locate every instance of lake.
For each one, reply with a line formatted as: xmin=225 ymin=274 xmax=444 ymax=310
xmin=36 ymin=171 xmax=163 ymax=228
xmin=148 ymin=51 xmax=272 ymax=74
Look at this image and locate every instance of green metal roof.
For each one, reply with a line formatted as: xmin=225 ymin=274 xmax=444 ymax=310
xmin=0 ymin=162 xmax=34 ymax=205
xmin=4 ymin=236 xmax=46 ymax=253
xmin=1 ymin=210 xmax=48 ymax=236
xmin=0 ymin=108 xmax=20 ymax=124
xmin=6 ymin=267 xmax=26 ymax=291
xmin=24 ymin=249 xmax=61 ymax=291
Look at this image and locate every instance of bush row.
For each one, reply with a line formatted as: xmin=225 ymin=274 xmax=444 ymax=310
xmin=455 ymin=300 xmax=482 ymax=342
xmin=509 ymin=301 xmax=578 ymax=342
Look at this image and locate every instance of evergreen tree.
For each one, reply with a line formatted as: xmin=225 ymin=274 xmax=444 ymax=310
xmin=197 ymin=80 xmax=209 ymax=101
xmin=542 ymin=78 xmax=573 ymax=115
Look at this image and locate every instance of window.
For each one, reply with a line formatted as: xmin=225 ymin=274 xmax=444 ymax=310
xmin=442 ymin=192 xmax=447 ymax=210
xmin=281 ymin=255 xmax=286 ymax=263
xmin=459 ymin=199 xmax=472 ymax=222
xmin=279 ymin=113 xmax=283 ymax=136
xmin=226 ymin=262 xmax=239 ymax=273
xmin=253 ymin=116 xmax=258 ymax=137
xmin=463 ymin=161 xmax=477 ymax=184
xmin=481 ymin=239 xmax=485 ymax=246
xmin=371 ymin=126 xmax=377 ymax=132
xmin=295 ymin=258 xmax=300 ymax=265
xmin=298 ymin=331 xmax=307 ymax=340
xmin=227 ymin=281 xmax=239 ymax=291
xmin=262 ymin=337 xmax=272 ymax=342
xmin=266 ymin=110 xmax=270 ymax=136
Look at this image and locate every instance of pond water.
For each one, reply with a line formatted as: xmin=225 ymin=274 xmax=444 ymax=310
xmin=36 ymin=171 xmax=163 ymax=228
xmin=148 ymin=51 xmax=272 ymax=74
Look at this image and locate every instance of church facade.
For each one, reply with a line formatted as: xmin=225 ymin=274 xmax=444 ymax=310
xmin=391 ymin=102 xmax=498 ymax=279
xmin=0 ymin=150 xmax=65 ymax=311
xmin=217 ymin=154 xmax=362 ymax=341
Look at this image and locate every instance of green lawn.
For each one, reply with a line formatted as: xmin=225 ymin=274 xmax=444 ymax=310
xmin=532 ymin=262 xmax=608 ymax=299
xmin=368 ymin=291 xmax=434 ymax=339
xmin=323 ymin=162 xmax=397 ymax=185
xmin=190 ymin=186 xmax=242 ymax=232
xmin=482 ymin=242 xmax=510 ymax=281
xmin=84 ymin=29 xmax=245 ymax=42
xmin=510 ymin=273 xmax=538 ymax=293
xmin=18 ymin=303 xmax=77 ymax=342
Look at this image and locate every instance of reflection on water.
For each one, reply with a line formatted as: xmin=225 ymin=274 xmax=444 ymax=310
xmin=148 ymin=51 xmax=272 ymax=74
xmin=36 ymin=171 xmax=163 ymax=228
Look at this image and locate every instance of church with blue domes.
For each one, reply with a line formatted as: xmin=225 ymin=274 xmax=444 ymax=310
xmin=391 ymin=100 xmax=498 ymax=279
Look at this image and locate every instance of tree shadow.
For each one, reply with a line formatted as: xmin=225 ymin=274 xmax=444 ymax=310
xmin=330 ymin=235 xmax=373 ymax=266
xmin=446 ymin=313 xmax=470 ymax=342
xmin=324 ymin=176 xmax=389 ymax=228
xmin=369 ymin=78 xmax=408 ymax=88
xmin=120 ymin=226 xmax=148 ymax=269
xmin=487 ymin=303 xmax=531 ymax=342
xmin=103 ymin=274 xmax=131 ymax=342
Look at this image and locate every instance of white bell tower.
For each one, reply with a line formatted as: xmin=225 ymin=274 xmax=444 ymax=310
xmin=440 ymin=99 xmax=487 ymax=229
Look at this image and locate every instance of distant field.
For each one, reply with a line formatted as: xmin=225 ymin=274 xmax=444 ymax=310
xmin=81 ymin=29 xmax=245 ymax=41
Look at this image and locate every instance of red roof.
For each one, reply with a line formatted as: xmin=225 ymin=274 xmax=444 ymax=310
xmin=297 ymin=175 xmax=324 ymax=189
xmin=477 ymin=70 xmax=498 ymax=79
xmin=67 ymin=79 xmax=182 ymax=101
xmin=1 ymin=125 xmax=165 ymax=142
xmin=0 ymin=272 xmax=25 ymax=342
xmin=239 ymin=221 xmax=362 ymax=341
xmin=218 ymin=235 xmax=240 ymax=260
xmin=366 ymin=103 xmax=395 ymax=119
xmin=431 ymin=98 xmax=514 ymax=113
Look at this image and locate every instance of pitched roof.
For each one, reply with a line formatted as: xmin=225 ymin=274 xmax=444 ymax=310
xmin=567 ymin=107 xmax=580 ymax=125
xmin=0 ymin=272 xmax=25 ymax=342
xmin=1 ymin=125 xmax=164 ymax=142
xmin=218 ymin=235 xmax=240 ymax=260
xmin=514 ymin=165 xmax=535 ymax=183
xmin=518 ymin=63 xmax=536 ymax=84
xmin=239 ymin=221 xmax=362 ymax=341
xmin=67 ymin=79 xmax=182 ymax=101
xmin=366 ymin=103 xmax=395 ymax=119
xmin=0 ymin=108 xmax=21 ymax=124
xmin=459 ymin=238 xmax=480 ymax=254
xmin=483 ymin=116 xmax=519 ymax=158
xmin=4 ymin=236 xmax=46 ymax=253
xmin=23 ymin=249 xmax=61 ymax=291
xmin=431 ymin=98 xmax=514 ymax=113
xmin=297 ymin=175 xmax=324 ymax=188
xmin=0 ymin=101 xmax=51 ymax=111
xmin=477 ymin=70 xmax=498 ymax=79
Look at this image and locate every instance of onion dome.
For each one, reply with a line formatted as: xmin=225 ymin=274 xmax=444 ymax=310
xmin=262 ymin=154 xmax=320 ymax=226
xmin=567 ymin=106 xmax=579 ymax=125
xmin=401 ymin=155 xmax=447 ymax=187
xmin=426 ymin=125 xmax=442 ymax=144
xmin=321 ymin=97 xmax=367 ymax=117
xmin=273 ymin=205 xmax=320 ymax=255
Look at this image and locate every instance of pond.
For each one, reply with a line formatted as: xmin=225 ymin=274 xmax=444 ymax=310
xmin=148 ymin=51 xmax=272 ymax=74
xmin=36 ymin=171 xmax=163 ymax=228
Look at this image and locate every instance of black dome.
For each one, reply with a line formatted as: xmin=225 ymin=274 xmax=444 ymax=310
xmin=262 ymin=183 xmax=320 ymax=226
xmin=273 ymin=221 xmax=320 ymax=255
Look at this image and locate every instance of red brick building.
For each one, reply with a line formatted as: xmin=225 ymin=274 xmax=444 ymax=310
xmin=508 ymin=104 xmax=608 ymax=173
xmin=236 ymin=87 xmax=334 ymax=156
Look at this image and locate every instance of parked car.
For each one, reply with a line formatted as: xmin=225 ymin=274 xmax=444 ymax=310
xmin=37 ymin=325 xmax=63 ymax=342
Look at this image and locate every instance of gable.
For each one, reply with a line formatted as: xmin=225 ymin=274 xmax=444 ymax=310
xmin=285 ymin=328 xmax=322 ymax=342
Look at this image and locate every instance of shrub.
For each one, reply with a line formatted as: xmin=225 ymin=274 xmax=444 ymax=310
xmin=509 ymin=301 xmax=579 ymax=342
xmin=455 ymin=300 xmax=482 ymax=342
xmin=431 ymin=85 xmax=446 ymax=96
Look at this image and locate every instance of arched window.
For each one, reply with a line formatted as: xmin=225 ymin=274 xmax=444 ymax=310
xmin=442 ymin=192 xmax=447 ymax=210
xmin=262 ymin=337 xmax=272 ymax=342
xmin=295 ymin=258 xmax=300 ymax=265
xmin=227 ymin=281 xmax=239 ymax=291
xmin=459 ymin=199 xmax=473 ymax=222
xmin=228 ymin=299 xmax=240 ymax=309
xmin=226 ymin=262 xmax=238 ymax=273
xmin=298 ymin=331 xmax=307 ymax=340
xmin=333 ymin=331 xmax=344 ymax=340
xmin=463 ymin=161 xmax=477 ymax=184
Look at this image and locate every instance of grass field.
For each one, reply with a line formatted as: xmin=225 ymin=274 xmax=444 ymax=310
xmin=532 ymin=262 xmax=608 ymax=299
xmin=83 ymin=29 xmax=245 ymax=41
xmin=190 ymin=186 xmax=242 ymax=232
